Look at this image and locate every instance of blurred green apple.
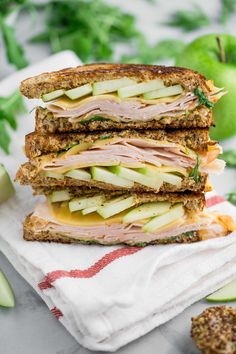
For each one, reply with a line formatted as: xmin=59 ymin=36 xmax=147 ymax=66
xmin=176 ymin=34 xmax=236 ymax=140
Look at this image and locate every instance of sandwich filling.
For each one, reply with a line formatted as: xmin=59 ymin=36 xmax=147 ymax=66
xmin=30 ymin=194 xmax=235 ymax=245
xmin=42 ymin=78 xmax=223 ymax=124
xmin=32 ymin=137 xmax=224 ymax=191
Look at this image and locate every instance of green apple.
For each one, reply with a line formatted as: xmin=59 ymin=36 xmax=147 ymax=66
xmin=97 ymin=196 xmax=134 ymax=219
xmin=0 ymin=271 xmax=15 ymax=308
xmin=0 ymin=164 xmax=15 ymax=204
xmin=206 ymin=278 xmax=236 ymax=302
xmin=175 ymin=34 xmax=236 ymax=140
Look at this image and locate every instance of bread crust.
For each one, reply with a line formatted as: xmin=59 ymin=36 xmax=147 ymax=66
xmin=23 ymin=214 xmax=202 ymax=246
xmin=16 ymin=162 xmax=209 ymax=194
xmin=20 ymin=63 xmax=210 ymax=99
xmin=25 ymin=128 xmax=212 ymax=158
xmin=33 ymin=189 xmax=206 ymax=211
xmin=35 ymin=106 xmax=214 ymax=134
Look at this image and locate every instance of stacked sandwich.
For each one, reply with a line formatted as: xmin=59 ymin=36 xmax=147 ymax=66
xmin=16 ymin=64 xmax=235 ymax=246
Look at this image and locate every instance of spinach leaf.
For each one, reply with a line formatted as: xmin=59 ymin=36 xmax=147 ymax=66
xmin=194 ymin=88 xmax=214 ymax=108
xmin=189 ymin=155 xmax=200 ymax=183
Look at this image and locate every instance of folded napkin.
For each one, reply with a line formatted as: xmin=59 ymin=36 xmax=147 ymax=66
xmin=1 ymin=52 xmax=236 ymax=351
xmin=0 ymin=189 xmax=236 ymax=351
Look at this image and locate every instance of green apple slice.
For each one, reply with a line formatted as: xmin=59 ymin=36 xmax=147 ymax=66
xmin=65 ymin=169 xmax=91 ymax=181
xmin=91 ymin=166 xmax=134 ymax=187
xmin=0 ymin=271 xmax=15 ymax=308
xmin=0 ymin=164 xmax=15 ymax=204
xmin=42 ymin=89 xmax=65 ymax=102
xmin=143 ymin=203 xmax=184 ymax=233
xmin=206 ymin=279 xmax=236 ymax=302
xmin=143 ymin=85 xmax=183 ymax=100
xmin=69 ymin=195 xmax=104 ymax=213
xmin=44 ymin=171 xmax=64 ymax=179
xmin=81 ymin=206 xmax=100 ymax=215
xmin=118 ymin=79 xmax=164 ymax=98
xmin=123 ymin=201 xmax=171 ymax=224
xmin=49 ymin=190 xmax=71 ymax=203
xmin=123 ymin=202 xmax=171 ymax=224
xmin=93 ymin=78 xmax=136 ymax=95
xmin=65 ymin=84 xmax=92 ymax=100
xmin=138 ymin=167 xmax=182 ymax=186
xmin=97 ymin=196 xmax=134 ymax=219
xmin=110 ymin=166 xmax=163 ymax=190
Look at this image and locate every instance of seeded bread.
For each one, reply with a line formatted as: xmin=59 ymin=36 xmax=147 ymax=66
xmin=25 ymin=128 xmax=213 ymax=158
xmin=20 ymin=63 xmax=211 ymax=99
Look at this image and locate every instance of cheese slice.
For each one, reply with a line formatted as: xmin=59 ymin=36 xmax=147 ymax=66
xmin=47 ymin=93 xmax=183 ymax=110
xmin=50 ymin=202 xmax=128 ymax=226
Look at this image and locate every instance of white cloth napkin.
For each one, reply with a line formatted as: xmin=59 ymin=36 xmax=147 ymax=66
xmin=1 ymin=52 xmax=236 ymax=351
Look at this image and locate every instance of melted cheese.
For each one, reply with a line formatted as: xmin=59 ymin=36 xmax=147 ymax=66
xmin=47 ymin=93 xmax=183 ymax=110
xmin=50 ymin=202 xmax=129 ymax=226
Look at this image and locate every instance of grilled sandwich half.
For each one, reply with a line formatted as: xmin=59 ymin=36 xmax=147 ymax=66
xmin=16 ymin=129 xmax=224 ymax=194
xmin=23 ymin=191 xmax=235 ymax=246
xmin=20 ymin=63 xmax=224 ymax=133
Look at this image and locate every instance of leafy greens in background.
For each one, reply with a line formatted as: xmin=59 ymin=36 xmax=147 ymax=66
xmin=220 ymin=150 xmax=236 ymax=167
xmin=121 ymin=37 xmax=185 ymax=64
xmin=1 ymin=0 xmax=236 ymax=70
xmin=165 ymin=6 xmax=210 ymax=31
xmin=226 ymin=191 xmax=236 ymax=205
xmin=0 ymin=0 xmax=28 ymax=69
xmin=0 ymin=90 xmax=26 ymax=154
xmin=219 ymin=0 xmax=236 ymax=24
xmin=30 ymin=0 xmax=140 ymax=63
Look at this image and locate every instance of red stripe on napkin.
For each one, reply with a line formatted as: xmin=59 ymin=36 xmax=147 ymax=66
xmin=206 ymin=195 xmax=225 ymax=208
xmin=51 ymin=307 xmax=63 ymax=319
xmin=39 ymin=246 xmax=141 ymax=290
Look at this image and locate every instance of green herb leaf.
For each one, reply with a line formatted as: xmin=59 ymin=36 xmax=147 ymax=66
xmin=0 ymin=120 xmax=10 ymax=154
xmin=194 ymin=88 xmax=214 ymax=108
xmin=219 ymin=0 xmax=236 ymax=24
xmin=80 ymin=116 xmax=111 ymax=125
xmin=220 ymin=150 xmax=236 ymax=167
xmin=0 ymin=90 xmax=26 ymax=154
xmin=166 ymin=6 xmax=210 ymax=31
xmin=184 ymin=231 xmax=194 ymax=237
xmin=30 ymin=0 xmax=140 ymax=63
xmin=99 ymin=134 xmax=113 ymax=140
xmin=226 ymin=191 xmax=236 ymax=205
xmin=189 ymin=155 xmax=200 ymax=183
xmin=0 ymin=15 xmax=28 ymax=69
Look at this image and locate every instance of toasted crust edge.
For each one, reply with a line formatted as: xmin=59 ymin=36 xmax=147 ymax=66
xmin=20 ymin=63 xmax=210 ymax=99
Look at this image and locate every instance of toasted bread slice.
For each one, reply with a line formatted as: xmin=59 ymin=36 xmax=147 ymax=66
xmin=25 ymin=128 xmax=212 ymax=158
xmin=16 ymin=162 xmax=209 ymax=194
xmin=20 ymin=63 xmax=210 ymax=99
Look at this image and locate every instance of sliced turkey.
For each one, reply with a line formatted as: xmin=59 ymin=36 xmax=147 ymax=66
xmin=47 ymin=93 xmax=197 ymax=122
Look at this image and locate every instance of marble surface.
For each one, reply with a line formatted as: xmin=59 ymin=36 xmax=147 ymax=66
xmin=1 ymin=1 xmax=236 ymax=353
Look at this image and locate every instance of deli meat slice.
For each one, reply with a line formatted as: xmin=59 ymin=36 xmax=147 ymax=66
xmin=32 ymin=203 xmax=231 ymax=244
xmin=39 ymin=138 xmax=224 ymax=174
xmin=40 ymin=138 xmax=196 ymax=172
xmin=47 ymin=93 xmax=197 ymax=122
